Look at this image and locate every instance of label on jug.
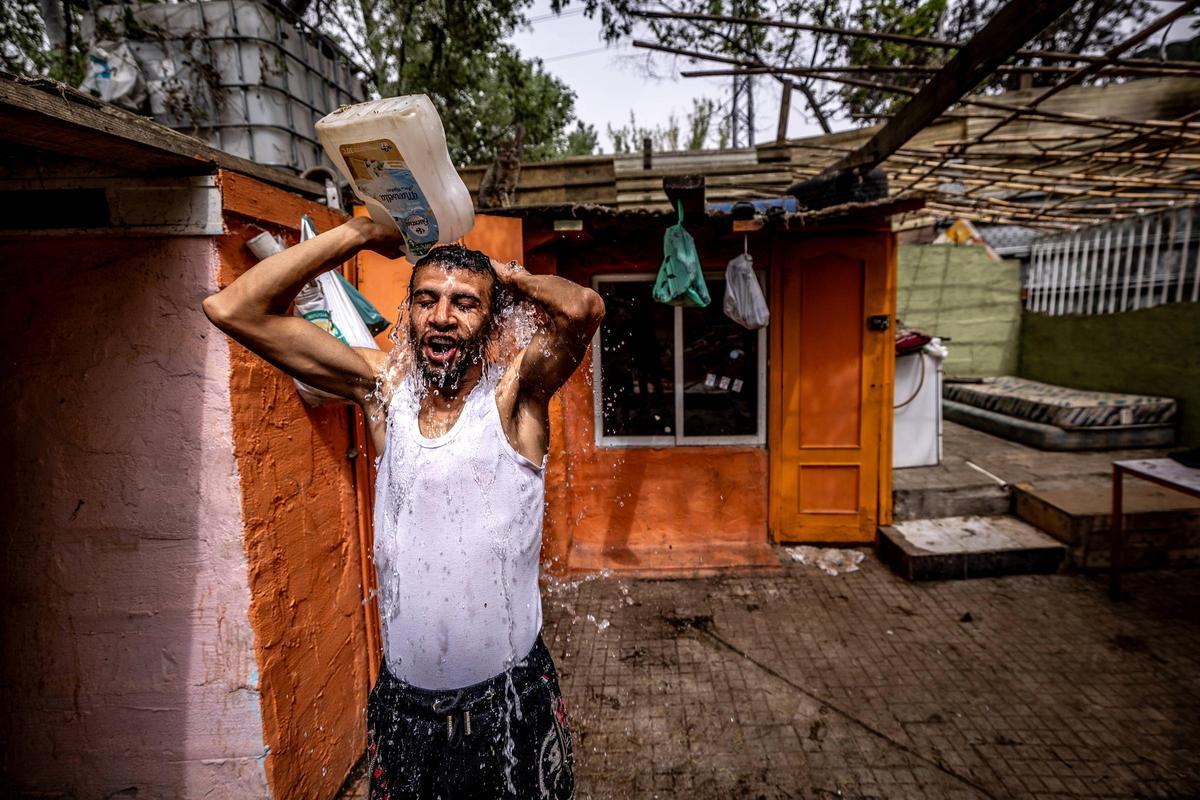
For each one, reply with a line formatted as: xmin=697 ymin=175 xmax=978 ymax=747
xmin=339 ymin=139 xmax=440 ymax=257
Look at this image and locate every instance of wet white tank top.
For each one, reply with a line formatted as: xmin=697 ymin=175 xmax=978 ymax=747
xmin=373 ymin=366 xmax=546 ymax=689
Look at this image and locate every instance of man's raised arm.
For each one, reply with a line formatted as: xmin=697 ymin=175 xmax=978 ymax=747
xmin=493 ymin=259 xmax=605 ymax=400
xmin=202 ymin=217 xmax=402 ymax=404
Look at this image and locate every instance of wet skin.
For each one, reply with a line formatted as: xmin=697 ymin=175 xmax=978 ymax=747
xmin=202 ymin=216 xmax=605 ymax=468
xmin=405 ymin=265 xmax=494 ymax=439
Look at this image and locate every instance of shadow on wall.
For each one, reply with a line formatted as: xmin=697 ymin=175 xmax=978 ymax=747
xmin=0 ymin=238 xmax=266 ymax=797
xmin=1019 ymin=303 xmax=1200 ymax=449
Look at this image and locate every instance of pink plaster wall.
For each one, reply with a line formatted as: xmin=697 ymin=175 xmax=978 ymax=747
xmin=0 ymin=237 xmax=269 ymax=797
xmin=217 ymin=213 xmax=372 ymax=800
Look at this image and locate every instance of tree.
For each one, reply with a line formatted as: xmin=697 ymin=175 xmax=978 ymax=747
xmin=606 ymin=97 xmax=723 ymax=152
xmin=3 ymin=0 xmax=582 ymax=166
xmin=561 ymin=121 xmax=601 ymax=156
xmin=554 ymin=0 xmax=850 ymax=134
xmin=686 ymin=97 xmax=718 ymax=150
xmin=1 ymin=0 xmax=86 ymax=85
xmin=311 ymin=0 xmax=580 ymax=165
xmin=844 ymin=0 xmax=1156 ymax=119
xmin=607 ymin=111 xmax=659 ymax=153
xmin=841 ymin=0 xmax=949 ymax=121
xmin=944 ymin=0 xmax=1155 ymax=91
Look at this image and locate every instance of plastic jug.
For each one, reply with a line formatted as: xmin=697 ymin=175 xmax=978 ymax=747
xmin=316 ymin=95 xmax=474 ymax=262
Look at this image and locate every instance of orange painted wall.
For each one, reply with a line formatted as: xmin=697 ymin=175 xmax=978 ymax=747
xmin=217 ymin=173 xmax=371 ymax=799
xmin=553 ymin=349 xmax=771 ymax=574
xmin=541 ymin=233 xmax=773 ymax=575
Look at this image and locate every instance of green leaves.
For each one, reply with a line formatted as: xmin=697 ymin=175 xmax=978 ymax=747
xmin=316 ymin=0 xmax=579 ymax=164
xmin=1 ymin=0 xmax=87 ymax=86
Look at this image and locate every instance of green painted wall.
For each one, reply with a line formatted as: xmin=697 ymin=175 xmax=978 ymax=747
xmin=896 ymin=244 xmax=1022 ymax=378
xmin=1020 ymin=303 xmax=1200 ymax=447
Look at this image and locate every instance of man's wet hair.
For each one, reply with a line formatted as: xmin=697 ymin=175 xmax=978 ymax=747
xmin=408 ymin=244 xmax=505 ymax=317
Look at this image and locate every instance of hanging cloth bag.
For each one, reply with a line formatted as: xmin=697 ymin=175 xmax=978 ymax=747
xmin=653 ymin=201 xmax=711 ymax=308
xmin=723 ymin=249 xmax=770 ymax=330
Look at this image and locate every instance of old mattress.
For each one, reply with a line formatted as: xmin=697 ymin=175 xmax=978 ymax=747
xmin=943 ymin=376 xmax=1176 ymax=430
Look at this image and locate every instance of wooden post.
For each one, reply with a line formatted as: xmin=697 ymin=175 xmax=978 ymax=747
xmin=642 ymin=136 xmax=653 ymax=170
xmin=776 ymin=81 xmax=792 ymax=144
xmin=1110 ymin=465 xmax=1124 ymax=601
xmin=662 ymin=175 xmax=706 ymax=220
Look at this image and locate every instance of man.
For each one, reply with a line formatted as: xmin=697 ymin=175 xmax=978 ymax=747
xmin=203 ymin=215 xmax=604 ymax=799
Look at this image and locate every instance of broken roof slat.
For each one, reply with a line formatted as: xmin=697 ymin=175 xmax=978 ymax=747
xmin=481 ymin=196 xmax=925 ymax=227
xmin=0 ymin=76 xmax=327 ymax=199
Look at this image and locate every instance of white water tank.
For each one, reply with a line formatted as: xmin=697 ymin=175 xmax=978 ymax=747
xmin=82 ymin=0 xmax=366 ymax=174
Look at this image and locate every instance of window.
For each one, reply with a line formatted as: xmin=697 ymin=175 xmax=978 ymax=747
xmin=592 ymin=273 xmax=767 ymax=447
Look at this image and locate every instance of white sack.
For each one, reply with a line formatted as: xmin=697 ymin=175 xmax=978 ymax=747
xmin=290 ymin=216 xmax=380 ymax=406
xmin=79 ymin=42 xmax=147 ymax=112
xmin=723 ymin=252 xmax=770 ymax=330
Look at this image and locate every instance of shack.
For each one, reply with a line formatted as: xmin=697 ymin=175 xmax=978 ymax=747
xmin=477 ymin=198 xmax=920 ymax=575
xmin=348 ymin=190 xmax=920 ymax=576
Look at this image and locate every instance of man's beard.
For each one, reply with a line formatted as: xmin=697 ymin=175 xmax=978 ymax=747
xmin=409 ymin=319 xmax=489 ymax=391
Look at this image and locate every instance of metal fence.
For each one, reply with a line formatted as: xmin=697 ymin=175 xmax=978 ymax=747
xmin=1025 ymin=204 xmax=1200 ymax=316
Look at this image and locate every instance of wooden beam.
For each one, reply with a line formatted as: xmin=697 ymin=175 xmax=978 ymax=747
xmin=219 ymin=170 xmax=349 ymax=231
xmin=649 ymin=40 xmax=1200 ymax=141
xmin=682 ymin=63 xmax=1200 ymax=79
xmin=632 ymin=9 xmax=1200 ymax=71
xmin=0 ymin=76 xmax=326 ymax=199
xmin=832 ymin=0 xmax=1077 ymax=174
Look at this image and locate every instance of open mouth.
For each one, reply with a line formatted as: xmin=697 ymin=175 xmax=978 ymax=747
xmin=422 ymin=336 xmax=461 ymax=367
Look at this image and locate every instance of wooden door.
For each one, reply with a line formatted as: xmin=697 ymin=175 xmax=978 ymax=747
xmin=769 ymin=234 xmax=894 ymax=543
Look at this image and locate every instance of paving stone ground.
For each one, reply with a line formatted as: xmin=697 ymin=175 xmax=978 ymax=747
xmin=344 ymin=555 xmax=1200 ymax=799
xmin=541 ymin=555 xmax=1200 ymax=800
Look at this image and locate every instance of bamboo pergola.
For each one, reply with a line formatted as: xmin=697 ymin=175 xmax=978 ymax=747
xmin=632 ymin=0 xmax=1200 ymax=231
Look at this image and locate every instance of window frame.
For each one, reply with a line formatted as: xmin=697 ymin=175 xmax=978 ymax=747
xmin=590 ymin=272 xmax=768 ymax=448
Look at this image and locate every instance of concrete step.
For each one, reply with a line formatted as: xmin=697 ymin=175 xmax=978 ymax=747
xmin=877 ymin=515 xmax=1067 ymax=581
xmin=1012 ymin=478 xmax=1200 ymax=571
xmin=892 ymin=482 xmax=1011 ymax=521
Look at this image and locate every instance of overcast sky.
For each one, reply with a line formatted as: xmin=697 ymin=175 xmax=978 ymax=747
xmin=507 ymin=0 xmax=1197 ymax=154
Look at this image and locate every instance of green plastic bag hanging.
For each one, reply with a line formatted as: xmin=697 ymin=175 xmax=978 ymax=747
xmin=653 ymin=201 xmax=711 ymax=308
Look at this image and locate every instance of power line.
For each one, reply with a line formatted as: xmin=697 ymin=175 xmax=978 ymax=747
xmin=526 ymin=8 xmax=587 ymax=24
xmin=541 ymin=44 xmax=629 ymax=63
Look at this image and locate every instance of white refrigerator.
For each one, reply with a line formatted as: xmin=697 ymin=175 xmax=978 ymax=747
xmin=893 ymin=349 xmax=944 ymax=469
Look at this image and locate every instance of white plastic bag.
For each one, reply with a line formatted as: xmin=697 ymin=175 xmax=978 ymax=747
xmin=299 ymin=217 xmax=378 ymax=348
xmin=79 ymin=42 xmax=147 ymax=112
xmin=289 ymin=217 xmax=380 ymax=405
xmin=723 ymin=252 xmax=770 ymax=330
xmin=245 ymin=220 xmax=379 ymax=406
